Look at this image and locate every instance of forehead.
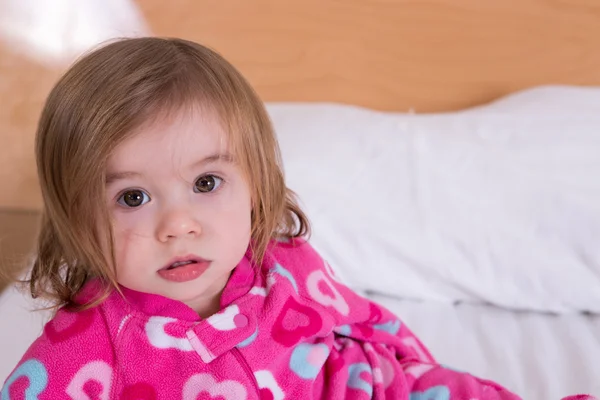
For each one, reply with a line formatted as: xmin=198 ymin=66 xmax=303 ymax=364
xmin=107 ymin=108 xmax=229 ymax=169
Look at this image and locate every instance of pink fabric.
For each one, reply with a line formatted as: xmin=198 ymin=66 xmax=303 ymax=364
xmin=1 ymin=240 xmax=593 ymax=399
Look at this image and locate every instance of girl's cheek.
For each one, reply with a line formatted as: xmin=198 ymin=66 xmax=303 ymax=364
xmin=194 ymin=183 xmax=245 ymax=211
xmin=112 ymin=207 xmax=155 ymax=238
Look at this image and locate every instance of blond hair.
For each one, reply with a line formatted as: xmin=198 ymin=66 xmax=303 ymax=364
xmin=30 ymin=37 xmax=309 ymax=309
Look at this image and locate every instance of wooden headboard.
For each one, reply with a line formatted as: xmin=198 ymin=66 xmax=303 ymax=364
xmin=140 ymin=0 xmax=600 ymax=112
xmin=1 ymin=0 xmax=600 ymax=288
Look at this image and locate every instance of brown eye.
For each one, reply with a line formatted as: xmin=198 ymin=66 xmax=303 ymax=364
xmin=194 ymin=175 xmax=222 ymax=193
xmin=118 ymin=190 xmax=149 ymax=208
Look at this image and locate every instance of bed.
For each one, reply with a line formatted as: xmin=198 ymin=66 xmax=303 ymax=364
xmin=372 ymin=294 xmax=600 ymax=399
xmin=1 ymin=1 xmax=600 ymax=399
xmin=266 ymin=86 xmax=600 ymax=399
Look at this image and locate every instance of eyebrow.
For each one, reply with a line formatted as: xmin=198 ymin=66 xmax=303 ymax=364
xmin=105 ymin=153 xmax=234 ymax=185
xmin=105 ymin=171 xmax=141 ymax=185
xmin=193 ymin=152 xmax=234 ymax=168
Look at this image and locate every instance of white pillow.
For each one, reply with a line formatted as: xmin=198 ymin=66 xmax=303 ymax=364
xmin=466 ymin=85 xmax=600 ymax=115
xmin=267 ymin=86 xmax=600 ymax=313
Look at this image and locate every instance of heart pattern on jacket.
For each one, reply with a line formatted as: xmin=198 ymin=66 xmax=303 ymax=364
xmin=272 ymin=296 xmax=323 ymax=347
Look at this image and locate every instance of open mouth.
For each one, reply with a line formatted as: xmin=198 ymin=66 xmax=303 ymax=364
xmin=160 ymin=255 xmax=208 ymax=271
xmin=166 ymin=260 xmax=196 ymax=270
xmin=158 ymin=256 xmax=210 ymax=283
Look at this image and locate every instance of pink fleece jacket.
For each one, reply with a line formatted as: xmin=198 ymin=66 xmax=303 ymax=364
xmin=1 ymin=240 xmax=594 ymax=399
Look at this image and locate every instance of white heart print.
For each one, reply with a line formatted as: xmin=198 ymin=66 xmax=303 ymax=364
xmin=254 ymin=370 xmax=285 ymax=400
xmin=183 ymin=373 xmax=247 ymax=400
xmin=145 ymin=316 xmax=193 ymax=351
xmin=66 ymin=360 xmax=113 ymax=400
xmin=206 ymin=305 xmax=242 ymax=331
xmin=307 ymin=270 xmax=349 ymax=316
xmin=405 ymin=363 xmax=434 ymax=379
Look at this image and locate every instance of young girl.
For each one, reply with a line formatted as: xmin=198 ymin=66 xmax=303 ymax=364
xmin=0 ymin=37 xmax=588 ymax=400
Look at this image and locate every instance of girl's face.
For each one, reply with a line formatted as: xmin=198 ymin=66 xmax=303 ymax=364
xmin=105 ymin=109 xmax=252 ymax=317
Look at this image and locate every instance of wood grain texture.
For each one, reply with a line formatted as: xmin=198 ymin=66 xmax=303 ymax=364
xmin=0 ymin=210 xmax=40 ymax=292
xmin=0 ymin=48 xmax=61 ymax=210
xmin=1 ymin=0 xmax=600 ymax=209
xmin=139 ymin=0 xmax=600 ymax=112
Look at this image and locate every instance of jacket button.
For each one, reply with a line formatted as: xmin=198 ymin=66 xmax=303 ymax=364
xmin=234 ymin=314 xmax=249 ymax=328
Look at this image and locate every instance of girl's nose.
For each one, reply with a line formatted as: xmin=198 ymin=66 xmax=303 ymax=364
xmin=156 ymin=208 xmax=202 ymax=242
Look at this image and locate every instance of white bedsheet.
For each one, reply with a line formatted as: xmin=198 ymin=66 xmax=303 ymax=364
xmin=368 ymin=294 xmax=600 ymax=400
xmin=0 ymin=286 xmax=50 ymax=385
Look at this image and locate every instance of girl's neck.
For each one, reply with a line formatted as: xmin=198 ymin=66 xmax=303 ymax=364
xmin=185 ymin=272 xmax=232 ymax=318
xmin=194 ymin=294 xmax=223 ymax=319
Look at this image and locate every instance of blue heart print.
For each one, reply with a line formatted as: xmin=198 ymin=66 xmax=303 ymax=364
xmin=273 ymin=263 xmax=299 ymax=293
xmin=236 ymin=327 xmax=259 ymax=348
xmin=289 ymin=343 xmax=330 ymax=379
xmin=1 ymin=359 xmax=48 ymax=400
xmin=409 ymin=386 xmax=451 ymax=400
xmin=335 ymin=324 xmax=352 ymax=336
xmin=373 ymin=320 xmax=401 ymax=335
xmin=347 ymin=363 xmax=373 ymax=397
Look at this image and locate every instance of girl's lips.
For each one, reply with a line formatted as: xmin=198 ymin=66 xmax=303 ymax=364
xmin=157 ymin=259 xmax=211 ymax=283
xmin=160 ymin=254 xmax=209 ymax=271
xmin=158 ymin=254 xmax=211 ymax=283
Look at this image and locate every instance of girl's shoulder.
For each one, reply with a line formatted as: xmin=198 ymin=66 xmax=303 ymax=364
xmin=264 ymin=237 xmax=335 ymax=284
xmin=266 ymin=237 xmax=323 ymax=271
xmin=46 ymin=303 xmax=112 ymax=345
xmin=264 ymin=238 xmax=345 ymax=303
xmin=2 ymin=303 xmax=116 ymax=398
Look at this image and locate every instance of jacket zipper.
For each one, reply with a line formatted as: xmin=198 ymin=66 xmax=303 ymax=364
xmin=232 ymin=347 xmax=261 ymax=397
